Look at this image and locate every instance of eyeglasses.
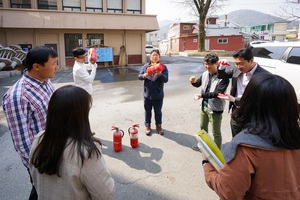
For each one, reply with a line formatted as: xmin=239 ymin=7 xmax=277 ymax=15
xmin=234 ymin=62 xmax=245 ymax=66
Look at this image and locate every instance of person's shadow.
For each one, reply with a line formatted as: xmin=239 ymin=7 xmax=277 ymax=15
xmin=161 ymin=129 xmax=197 ymax=149
xmin=100 ymin=139 xmax=163 ymax=174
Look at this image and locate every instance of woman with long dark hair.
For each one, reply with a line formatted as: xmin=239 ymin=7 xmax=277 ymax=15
xmin=29 ymin=85 xmax=114 ymax=199
xmin=202 ymin=73 xmax=300 ymax=199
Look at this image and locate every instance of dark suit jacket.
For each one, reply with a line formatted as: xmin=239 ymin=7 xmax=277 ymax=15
xmin=217 ymin=64 xmax=269 ymax=111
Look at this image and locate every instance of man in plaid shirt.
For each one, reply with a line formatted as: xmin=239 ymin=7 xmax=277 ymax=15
xmin=2 ymin=46 xmax=59 ymax=200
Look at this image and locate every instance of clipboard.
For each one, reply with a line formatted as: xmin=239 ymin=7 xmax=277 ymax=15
xmin=194 ymin=130 xmax=225 ymax=171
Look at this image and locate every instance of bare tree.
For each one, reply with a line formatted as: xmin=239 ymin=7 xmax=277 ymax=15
xmin=173 ymin=0 xmax=229 ymax=52
xmin=277 ymin=0 xmax=300 ymax=21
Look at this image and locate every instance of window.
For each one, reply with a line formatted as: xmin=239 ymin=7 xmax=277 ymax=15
xmin=19 ymin=44 xmax=32 ymax=52
xmin=10 ymin=0 xmax=31 ymax=8
xmin=45 ymin=44 xmax=57 ymax=53
xmin=193 ymin=39 xmax=197 ymax=42
xmin=38 ymin=0 xmax=57 ymax=10
xmin=183 ymin=25 xmax=190 ymax=30
xmin=217 ymin=38 xmax=228 ymax=44
xmin=127 ymin=0 xmax=141 ymax=14
xmin=252 ymin=47 xmax=287 ymax=59
xmin=268 ymin=25 xmax=273 ymax=31
xmin=107 ymin=0 xmax=122 ymax=13
xmin=64 ymin=34 xmax=82 ymax=57
xmin=0 ymin=0 xmax=3 ymax=7
xmin=86 ymin=34 xmax=104 ymax=47
xmin=86 ymin=0 xmax=102 ymax=12
xmin=287 ymin=47 xmax=300 ymax=64
xmin=63 ymin=0 xmax=80 ymax=11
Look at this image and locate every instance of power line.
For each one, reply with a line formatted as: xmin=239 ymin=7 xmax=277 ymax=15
xmin=229 ymin=0 xmax=287 ymax=6
xmin=231 ymin=3 xmax=285 ymax=6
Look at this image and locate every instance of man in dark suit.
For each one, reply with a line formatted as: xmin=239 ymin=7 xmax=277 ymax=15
xmin=217 ymin=48 xmax=269 ymax=137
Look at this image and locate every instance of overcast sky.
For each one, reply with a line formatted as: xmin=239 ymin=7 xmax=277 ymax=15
xmin=146 ymin=0 xmax=290 ymax=22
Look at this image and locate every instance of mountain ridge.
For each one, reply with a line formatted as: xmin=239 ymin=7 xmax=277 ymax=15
xmin=220 ymin=9 xmax=290 ymax=26
xmin=158 ymin=9 xmax=299 ymax=28
xmin=154 ymin=9 xmax=299 ymax=40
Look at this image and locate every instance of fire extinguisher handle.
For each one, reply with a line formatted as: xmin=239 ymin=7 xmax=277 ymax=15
xmin=133 ymin=124 xmax=139 ymax=128
xmin=120 ymin=129 xmax=124 ymax=138
xmin=111 ymin=126 xmax=118 ymax=131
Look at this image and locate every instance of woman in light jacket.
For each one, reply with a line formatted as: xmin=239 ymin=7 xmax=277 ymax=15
xmin=202 ymin=73 xmax=300 ymax=199
xmin=29 ymin=85 xmax=114 ymax=200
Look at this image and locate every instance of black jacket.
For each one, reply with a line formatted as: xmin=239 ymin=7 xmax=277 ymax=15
xmin=217 ymin=64 xmax=269 ymax=111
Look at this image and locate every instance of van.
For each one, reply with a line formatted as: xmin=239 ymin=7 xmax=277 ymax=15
xmin=251 ymin=41 xmax=300 ymax=105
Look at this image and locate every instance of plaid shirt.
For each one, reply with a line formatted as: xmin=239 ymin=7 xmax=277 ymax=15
xmin=2 ymin=70 xmax=54 ymax=168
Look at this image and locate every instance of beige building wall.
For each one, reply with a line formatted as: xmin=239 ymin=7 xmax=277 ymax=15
xmin=0 ymin=0 xmax=158 ymax=68
xmin=126 ymin=32 xmax=143 ymax=54
xmin=106 ymin=32 xmax=124 ymax=57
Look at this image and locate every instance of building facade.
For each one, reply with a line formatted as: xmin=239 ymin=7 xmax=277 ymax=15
xmin=239 ymin=22 xmax=290 ymax=42
xmin=167 ymin=19 xmax=244 ymax=53
xmin=168 ymin=22 xmax=199 ymax=52
xmin=204 ymin=27 xmax=244 ymax=51
xmin=0 ymin=0 xmax=158 ymax=68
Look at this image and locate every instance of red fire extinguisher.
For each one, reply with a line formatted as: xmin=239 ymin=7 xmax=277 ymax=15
xmin=88 ymin=48 xmax=97 ymax=64
xmin=112 ymin=126 xmax=124 ymax=152
xmin=128 ymin=124 xmax=139 ymax=148
xmin=146 ymin=63 xmax=164 ymax=75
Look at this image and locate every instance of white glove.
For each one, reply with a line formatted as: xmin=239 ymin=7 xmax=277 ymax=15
xmin=217 ymin=59 xmax=230 ymax=70
xmin=92 ymin=63 xmax=98 ymax=70
xmin=217 ymin=93 xmax=235 ymax=102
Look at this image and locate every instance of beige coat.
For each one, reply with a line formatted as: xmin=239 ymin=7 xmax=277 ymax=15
xmin=204 ymin=144 xmax=300 ymax=200
xmin=29 ymin=132 xmax=115 ymax=200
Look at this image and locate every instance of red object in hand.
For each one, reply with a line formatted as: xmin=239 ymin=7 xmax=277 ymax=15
xmin=146 ymin=63 xmax=164 ymax=75
xmin=88 ymin=48 xmax=97 ymax=64
xmin=217 ymin=93 xmax=227 ymax=98
xmin=217 ymin=60 xmax=230 ymax=66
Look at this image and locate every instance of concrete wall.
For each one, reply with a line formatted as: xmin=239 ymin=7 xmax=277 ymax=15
xmin=0 ymin=0 xmax=158 ymax=68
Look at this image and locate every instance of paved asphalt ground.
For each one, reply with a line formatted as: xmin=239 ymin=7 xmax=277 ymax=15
xmin=0 ymin=55 xmax=234 ymax=200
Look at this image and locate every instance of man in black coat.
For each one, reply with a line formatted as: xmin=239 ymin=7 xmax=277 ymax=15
xmin=217 ymin=48 xmax=269 ymax=137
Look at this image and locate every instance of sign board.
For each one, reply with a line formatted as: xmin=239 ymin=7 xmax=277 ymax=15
xmin=85 ymin=47 xmax=113 ymax=62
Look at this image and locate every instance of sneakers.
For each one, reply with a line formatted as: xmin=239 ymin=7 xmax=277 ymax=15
xmin=145 ymin=126 xmax=151 ymax=135
xmin=156 ymin=124 xmax=164 ymax=135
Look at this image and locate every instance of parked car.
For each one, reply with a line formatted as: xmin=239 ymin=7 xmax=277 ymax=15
xmin=251 ymin=41 xmax=300 ymax=105
xmin=145 ymin=45 xmax=157 ymax=54
xmin=249 ymin=40 xmax=269 ymax=47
